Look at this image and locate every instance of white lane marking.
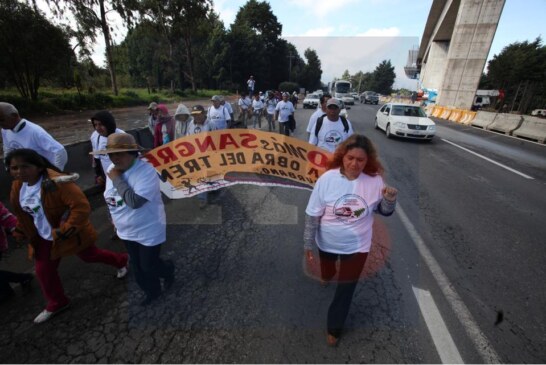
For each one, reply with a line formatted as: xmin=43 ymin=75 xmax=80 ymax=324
xmin=397 ymin=204 xmax=501 ymax=363
xmin=412 ymin=287 xmax=463 ymax=364
xmin=441 ymin=138 xmax=534 ymax=180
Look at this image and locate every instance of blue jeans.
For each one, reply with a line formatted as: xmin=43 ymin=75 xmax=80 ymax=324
xmin=123 ymin=240 xmax=174 ymax=299
xmin=252 ymin=113 xmax=262 ymax=128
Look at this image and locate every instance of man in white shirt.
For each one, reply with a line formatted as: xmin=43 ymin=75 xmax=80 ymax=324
xmin=247 ymin=76 xmax=255 ymax=95
xmin=0 ymin=102 xmax=67 ymax=170
xmin=237 ymin=93 xmax=252 ymax=127
xmin=306 ymin=93 xmax=332 ymax=139
xmin=251 ymin=93 xmax=265 ymax=129
xmin=208 ymin=95 xmax=231 ymax=130
xmin=219 ymin=96 xmax=234 ymax=127
xmin=308 ymin=98 xmax=354 ymax=153
xmin=274 ymin=92 xmax=295 ymax=136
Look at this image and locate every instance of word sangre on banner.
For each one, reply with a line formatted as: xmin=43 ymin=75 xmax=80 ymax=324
xmin=143 ymin=130 xmax=332 ymax=199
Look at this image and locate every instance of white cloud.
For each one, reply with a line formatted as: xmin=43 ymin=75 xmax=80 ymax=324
xmin=357 ymin=27 xmax=401 ymax=37
xmin=288 ymin=0 xmax=360 ymax=18
xmin=300 ymin=27 xmax=335 ymax=36
xmin=212 ymin=0 xmax=243 ymax=28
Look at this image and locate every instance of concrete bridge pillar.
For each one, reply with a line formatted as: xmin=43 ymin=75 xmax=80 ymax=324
xmin=437 ymin=0 xmax=505 ymax=109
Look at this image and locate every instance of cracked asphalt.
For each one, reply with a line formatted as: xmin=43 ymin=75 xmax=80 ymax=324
xmin=0 ymin=184 xmax=434 ymax=363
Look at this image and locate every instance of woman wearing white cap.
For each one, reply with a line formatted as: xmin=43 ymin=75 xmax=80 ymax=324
xmin=91 ymin=133 xmax=174 ymax=306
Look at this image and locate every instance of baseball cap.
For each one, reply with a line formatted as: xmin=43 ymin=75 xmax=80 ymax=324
xmin=326 ymin=98 xmax=341 ymax=108
xmin=191 ymin=105 xmax=205 ymax=115
xmin=148 ymin=102 xmax=158 ymax=110
xmin=211 ymin=95 xmax=222 ymax=102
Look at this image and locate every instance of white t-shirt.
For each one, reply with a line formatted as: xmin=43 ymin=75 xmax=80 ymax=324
xmin=306 ymin=109 xmax=326 ymax=133
xmin=223 ymin=102 xmax=234 ymax=115
xmin=251 ymin=99 xmax=264 ymax=115
xmin=275 ymin=100 xmax=295 ymax=122
xmin=2 ymin=119 xmax=67 ymax=171
xmin=308 ymin=116 xmax=354 ymax=153
xmin=238 ymin=97 xmax=252 ymax=110
xmin=90 ymin=128 xmax=125 ymax=173
xmin=247 ymin=79 xmax=255 ymax=90
xmin=265 ymin=98 xmax=278 ymax=115
xmin=305 ymin=168 xmax=384 ymax=254
xmin=104 ymin=159 xmax=166 ymax=246
xmin=19 ymin=176 xmax=53 ymax=240
xmin=207 ymin=106 xmax=230 ymax=130
xmin=186 ymin=120 xmax=216 ymax=135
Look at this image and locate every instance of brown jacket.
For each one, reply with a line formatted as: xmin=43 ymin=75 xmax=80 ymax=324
xmin=10 ymin=169 xmax=97 ymax=260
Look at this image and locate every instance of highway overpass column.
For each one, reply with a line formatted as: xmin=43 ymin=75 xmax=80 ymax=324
xmin=437 ymin=0 xmax=505 ymax=109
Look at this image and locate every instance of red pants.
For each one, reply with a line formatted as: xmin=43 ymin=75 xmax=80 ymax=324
xmin=34 ymin=238 xmax=128 ymax=311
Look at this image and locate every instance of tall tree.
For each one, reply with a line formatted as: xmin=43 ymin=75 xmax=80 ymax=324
xmin=137 ymin=0 xmax=212 ymax=92
xmin=40 ymin=0 xmax=137 ymax=95
xmin=372 ymin=60 xmax=396 ymax=95
xmin=341 ymin=69 xmax=351 ymax=81
xmin=299 ymin=48 xmax=322 ymax=91
xmin=0 ymin=1 xmax=74 ymax=100
xmin=484 ymin=37 xmax=546 ymax=112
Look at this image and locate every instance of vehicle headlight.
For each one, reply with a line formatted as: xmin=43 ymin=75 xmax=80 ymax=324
xmin=394 ymin=122 xmax=406 ymax=128
xmin=428 ymin=125 xmax=436 ymax=131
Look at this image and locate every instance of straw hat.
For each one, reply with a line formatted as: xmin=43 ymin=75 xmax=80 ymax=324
xmin=90 ymin=133 xmax=145 ymax=155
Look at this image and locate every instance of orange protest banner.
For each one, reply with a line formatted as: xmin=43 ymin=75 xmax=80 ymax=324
xmin=143 ymin=130 xmax=332 ymax=199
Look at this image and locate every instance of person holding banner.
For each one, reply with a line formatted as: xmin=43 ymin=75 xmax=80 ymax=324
xmin=303 ymin=134 xmax=398 ymax=346
xmin=92 ymin=133 xmax=174 ymax=306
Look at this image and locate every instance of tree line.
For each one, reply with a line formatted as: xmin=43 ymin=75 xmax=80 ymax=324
xmin=479 ymin=37 xmax=546 ymax=114
xmin=338 ymin=60 xmax=396 ymax=95
xmin=0 ymin=0 xmax=324 ymax=102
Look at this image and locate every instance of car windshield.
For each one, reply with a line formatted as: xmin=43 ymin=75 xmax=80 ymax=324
xmin=307 ymin=94 xmax=318 ymax=99
xmin=391 ymin=106 xmax=426 ymax=117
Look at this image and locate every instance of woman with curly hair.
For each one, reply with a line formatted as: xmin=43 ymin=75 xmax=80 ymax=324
xmin=303 ymin=134 xmax=398 ymax=346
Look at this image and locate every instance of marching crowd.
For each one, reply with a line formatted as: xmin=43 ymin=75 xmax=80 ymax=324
xmin=0 ymin=78 xmax=398 ymax=346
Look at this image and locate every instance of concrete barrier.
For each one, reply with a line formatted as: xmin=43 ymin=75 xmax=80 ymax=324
xmin=448 ymin=109 xmax=463 ymax=123
xmin=471 ymin=111 xmax=497 ymax=129
xmin=486 ymin=113 xmax=523 ymax=135
xmin=459 ymin=111 xmax=477 ymax=125
xmin=512 ymin=116 xmax=546 ymax=143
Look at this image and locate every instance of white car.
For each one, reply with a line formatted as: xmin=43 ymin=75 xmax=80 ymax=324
xmin=375 ymin=103 xmax=435 ymax=140
xmin=342 ymin=96 xmax=354 ymax=105
xmin=303 ymin=93 xmax=320 ymax=109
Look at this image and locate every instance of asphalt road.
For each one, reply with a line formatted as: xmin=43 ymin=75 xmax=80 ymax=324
xmin=1 ymin=102 xmax=545 ymax=363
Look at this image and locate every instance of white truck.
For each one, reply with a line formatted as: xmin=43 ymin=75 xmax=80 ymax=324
xmin=472 ymin=89 xmax=499 ymax=110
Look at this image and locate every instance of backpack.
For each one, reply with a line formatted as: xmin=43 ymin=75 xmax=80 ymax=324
xmin=315 ymin=114 xmax=349 ymax=137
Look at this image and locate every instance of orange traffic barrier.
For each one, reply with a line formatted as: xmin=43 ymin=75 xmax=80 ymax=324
xmin=440 ymin=107 xmax=452 ymax=120
xmin=448 ymin=109 xmax=463 ymax=123
xmin=459 ymin=111 xmax=477 ymax=125
xmin=432 ymin=106 xmax=444 ymax=118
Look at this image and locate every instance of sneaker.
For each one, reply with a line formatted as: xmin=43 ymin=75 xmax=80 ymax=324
xmin=116 ymin=265 xmax=129 ymax=279
xmin=34 ymin=303 xmax=70 ymax=324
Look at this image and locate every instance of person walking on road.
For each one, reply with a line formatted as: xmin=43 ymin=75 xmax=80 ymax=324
xmin=303 ymin=134 xmax=398 ymax=346
xmin=264 ymin=91 xmax=278 ymax=132
xmin=147 ymin=102 xmax=159 ymax=138
xmin=92 ymin=133 xmax=174 ymax=306
xmin=237 ymin=93 xmax=252 ymax=128
xmin=208 ymin=95 xmax=231 ymax=130
xmin=251 ymin=93 xmax=265 ymax=129
xmin=306 ymin=93 xmax=331 ymax=139
xmin=89 ymin=111 xmax=125 ymax=187
xmin=308 ymin=98 xmax=354 ymax=153
xmin=6 ymin=149 xmax=129 ymax=324
xmin=153 ymin=104 xmax=174 ymax=148
xmin=0 ymin=102 xmax=67 ymax=171
xmin=0 ymin=201 xmax=34 ymax=304
xmin=247 ymin=76 xmax=256 ymax=95
xmin=274 ymin=92 xmax=295 ymax=136
xmin=173 ymin=103 xmax=192 ymax=139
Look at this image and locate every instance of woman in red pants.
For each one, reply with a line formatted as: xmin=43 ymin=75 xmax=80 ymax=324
xmin=6 ymin=148 xmax=129 ymax=324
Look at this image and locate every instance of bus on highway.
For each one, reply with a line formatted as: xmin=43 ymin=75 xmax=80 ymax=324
xmin=328 ymin=80 xmax=352 ymax=99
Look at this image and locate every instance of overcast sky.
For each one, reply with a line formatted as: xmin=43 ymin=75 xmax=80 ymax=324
xmin=38 ymin=0 xmax=545 ymax=91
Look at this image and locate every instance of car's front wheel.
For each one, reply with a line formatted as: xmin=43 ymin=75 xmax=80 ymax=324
xmin=386 ymin=124 xmax=392 ymax=138
xmin=374 ymin=118 xmax=379 ymax=130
